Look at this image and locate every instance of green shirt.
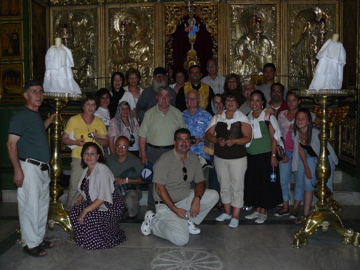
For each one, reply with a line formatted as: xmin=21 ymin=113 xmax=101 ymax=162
xmin=139 ymin=105 xmax=185 ymax=146
xmin=246 ymin=121 xmax=272 ymax=155
xmin=8 ymin=107 xmax=50 ymax=162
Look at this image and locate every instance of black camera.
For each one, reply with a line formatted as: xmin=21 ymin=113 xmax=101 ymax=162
xmin=191 ymin=136 xmax=197 ymax=145
xmin=88 ymin=132 xmax=95 ymax=139
xmin=129 ymin=134 xmax=135 ymax=147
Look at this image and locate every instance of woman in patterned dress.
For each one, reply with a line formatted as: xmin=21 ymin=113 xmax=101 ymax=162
xmin=70 ymin=142 xmax=127 ymax=250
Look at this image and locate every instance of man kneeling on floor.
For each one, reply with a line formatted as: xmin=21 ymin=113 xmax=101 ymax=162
xmin=141 ymin=128 xmax=219 ymax=246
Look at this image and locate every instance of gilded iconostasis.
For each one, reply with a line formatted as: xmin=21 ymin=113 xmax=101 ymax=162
xmin=43 ymin=0 xmax=344 ymax=91
xmin=0 ymin=0 xmax=358 ymax=169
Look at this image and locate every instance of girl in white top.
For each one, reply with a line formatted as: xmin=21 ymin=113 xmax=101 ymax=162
xmin=94 ymin=88 xmax=111 ymax=127
xmin=119 ymin=68 xmax=143 ymax=119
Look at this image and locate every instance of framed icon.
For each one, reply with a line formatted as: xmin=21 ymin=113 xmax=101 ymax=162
xmin=0 ymin=62 xmax=23 ymax=98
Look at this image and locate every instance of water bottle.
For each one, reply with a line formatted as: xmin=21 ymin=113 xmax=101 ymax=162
xmin=118 ymin=184 xmax=127 ymax=196
xmin=270 ymin=171 xmax=276 ymax=183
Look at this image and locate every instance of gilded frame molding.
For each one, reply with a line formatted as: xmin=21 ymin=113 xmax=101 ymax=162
xmin=30 ymin=0 xmax=49 ymax=81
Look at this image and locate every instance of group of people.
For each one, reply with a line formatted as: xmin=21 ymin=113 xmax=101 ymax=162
xmin=7 ymin=60 xmax=338 ymax=255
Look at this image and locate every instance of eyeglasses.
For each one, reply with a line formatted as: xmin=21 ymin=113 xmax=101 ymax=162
xmin=80 ymin=177 xmax=88 ymax=191
xmin=182 ymin=167 xmax=188 ymax=181
xmin=115 ymin=145 xmax=127 ymax=149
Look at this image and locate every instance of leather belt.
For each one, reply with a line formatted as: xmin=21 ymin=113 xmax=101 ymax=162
xmin=148 ymin=143 xmax=174 ymax=150
xmin=19 ymin=158 xmax=50 ymax=171
xmin=155 ymin=201 xmax=166 ymax=205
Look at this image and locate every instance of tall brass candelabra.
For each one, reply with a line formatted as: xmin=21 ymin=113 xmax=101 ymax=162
xmin=292 ymin=89 xmax=359 ymax=248
xmin=45 ymin=93 xmax=84 ymax=238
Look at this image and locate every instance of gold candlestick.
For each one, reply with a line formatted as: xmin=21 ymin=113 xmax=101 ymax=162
xmin=44 ymin=92 xmax=84 ymax=239
xmin=292 ymin=89 xmax=359 ymax=248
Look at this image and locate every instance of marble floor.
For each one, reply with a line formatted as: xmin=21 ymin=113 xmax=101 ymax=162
xmin=1 ymin=203 xmax=360 ymax=270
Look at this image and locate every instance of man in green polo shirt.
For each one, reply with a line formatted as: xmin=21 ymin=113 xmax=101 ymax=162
xmin=139 ymin=86 xmax=186 ymax=211
xmin=140 ymin=128 xmax=219 ymax=246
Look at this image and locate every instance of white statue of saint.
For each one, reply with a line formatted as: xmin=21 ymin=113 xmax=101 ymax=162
xmin=43 ymin=37 xmax=81 ymax=93
xmin=309 ymin=33 xmax=346 ymax=90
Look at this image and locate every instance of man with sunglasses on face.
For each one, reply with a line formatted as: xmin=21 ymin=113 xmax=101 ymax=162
xmin=140 ymin=128 xmax=219 ymax=246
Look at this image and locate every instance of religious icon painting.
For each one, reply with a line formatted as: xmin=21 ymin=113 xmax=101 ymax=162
xmin=0 ymin=62 xmax=23 ymax=99
xmin=0 ymin=0 xmax=22 ymax=20
xmin=0 ymin=22 xmax=23 ymax=60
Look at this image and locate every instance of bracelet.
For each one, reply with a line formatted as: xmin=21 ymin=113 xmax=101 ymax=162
xmin=235 ymin=139 xmax=239 ymax=145
xmin=126 ymin=177 xmax=129 ymax=184
xmin=195 ymin=195 xmax=202 ymax=200
xmin=272 ymin=154 xmax=276 ymax=157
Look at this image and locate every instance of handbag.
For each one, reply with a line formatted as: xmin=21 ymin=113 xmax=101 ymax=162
xmin=204 ymin=139 xmax=215 ymax=155
xmin=275 ymin=143 xmax=285 ymax=161
xmin=204 ymin=114 xmax=219 ymax=156
xmin=265 ymin=120 xmax=285 ymax=161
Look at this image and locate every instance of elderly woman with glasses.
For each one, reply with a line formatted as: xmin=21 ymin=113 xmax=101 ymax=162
xmin=69 ymin=142 xmax=127 ymax=250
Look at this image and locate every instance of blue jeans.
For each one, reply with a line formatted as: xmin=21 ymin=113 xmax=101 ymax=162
xmin=279 ymin=150 xmax=300 ymax=202
xmin=301 ymin=151 xmax=335 ymax=192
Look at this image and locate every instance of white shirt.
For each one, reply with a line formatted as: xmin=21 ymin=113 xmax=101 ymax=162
xmin=201 ymin=75 xmax=225 ymax=95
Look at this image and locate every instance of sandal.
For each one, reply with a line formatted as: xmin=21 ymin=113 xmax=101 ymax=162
xmin=294 ymin=218 xmax=303 ymax=225
xmin=39 ymin=240 xmax=54 ymax=249
xmin=23 ymin=246 xmax=47 ymax=257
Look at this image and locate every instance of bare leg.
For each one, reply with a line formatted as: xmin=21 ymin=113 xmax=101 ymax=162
xmin=292 ymin=200 xmax=302 ymax=213
xmin=259 ymin=208 xmax=266 ymax=215
xmin=223 ymin=203 xmax=231 ymax=215
xmin=232 ymin=207 xmax=241 ymax=220
xmin=303 ymin=191 xmax=313 ymax=216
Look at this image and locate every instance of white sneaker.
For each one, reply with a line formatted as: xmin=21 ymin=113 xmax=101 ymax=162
xmin=255 ymin=214 xmax=267 ymax=224
xmin=141 ymin=210 xmax=155 ymax=236
xmin=216 ymin=213 xmax=232 ymax=222
xmin=245 ymin=211 xmax=260 ymax=220
xmin=228 ymin=218 xmax=239 ymax=228
xmin=188 ymin=221 xmax=201 ymax=235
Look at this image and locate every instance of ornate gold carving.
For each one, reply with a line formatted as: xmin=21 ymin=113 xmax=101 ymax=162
xmin=196 ymin=4 xmax=218 ymax=40
xmin=230 ymin=4 xmax=277 ymax=80
xmin=107 ymin=5 xmax=154 ymax=86
xmin=289 ymin=4 xmax=337 ymax=88
xmin=312 ymin=104 xmax=350 ymax=146
xmin=339 ymin=112 xmax=357 ymax=165
xmin=165 ymin=3 xmax=218 ymax=79
xmin=52 ymin=7 xmax=98 ymax=90
xmin=165 ymin=4 xmax=187 ymax=37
